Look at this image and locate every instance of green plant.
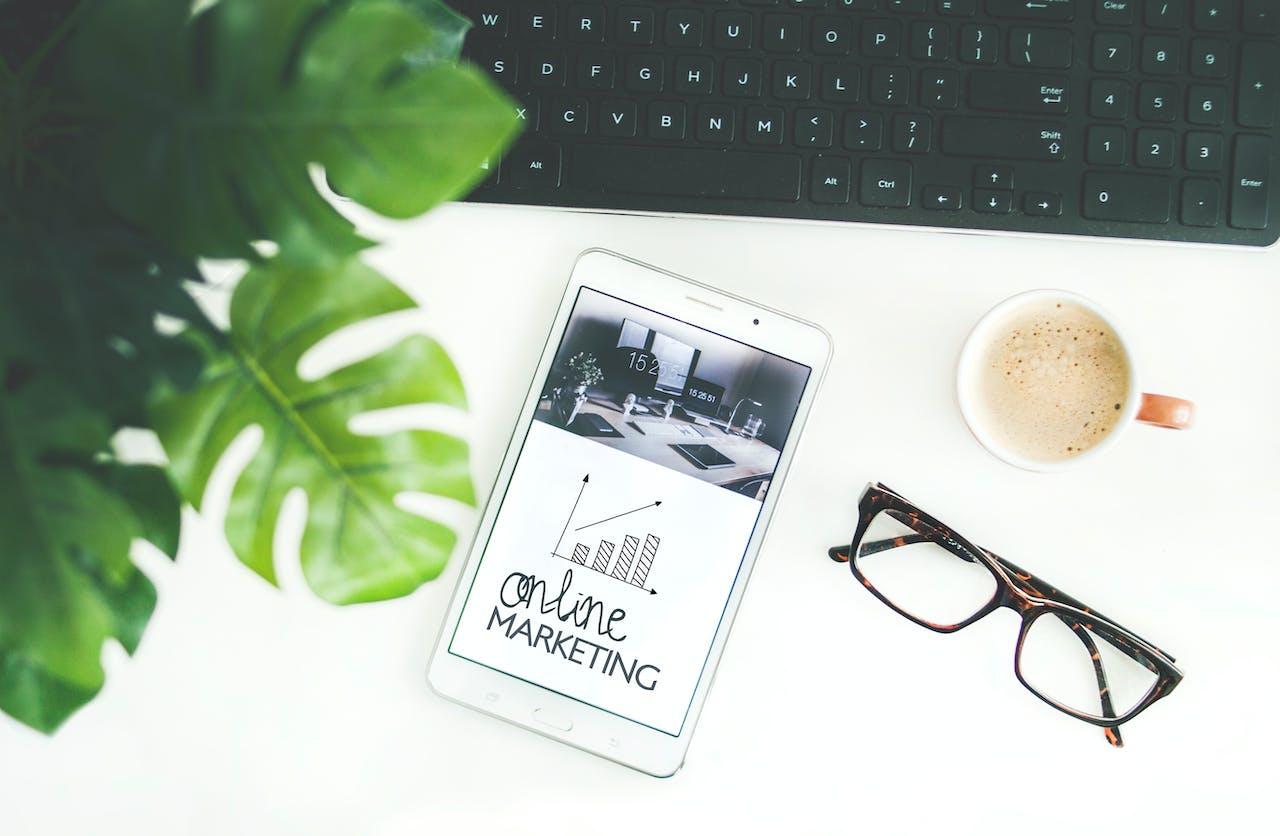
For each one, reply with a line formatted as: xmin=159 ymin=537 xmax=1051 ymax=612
xmin=566 ymin=352 xmax=604 ymax=389
xmin=0 ymin=0 xmax=518 ymax=733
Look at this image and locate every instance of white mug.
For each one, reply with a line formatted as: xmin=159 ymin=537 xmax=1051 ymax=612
xmin=956 ymin=289 xmax=1194 ymax=472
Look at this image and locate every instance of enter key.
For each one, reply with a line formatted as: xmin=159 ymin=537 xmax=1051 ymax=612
xmin=969 ymin=71 xmax=1069 ymax=115
xmin=1230 ymin=135 xmax=1271 ymax=230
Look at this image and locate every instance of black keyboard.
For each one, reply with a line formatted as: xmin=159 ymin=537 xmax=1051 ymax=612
xmin=454 ymin=0 xmax=1279 ymax=247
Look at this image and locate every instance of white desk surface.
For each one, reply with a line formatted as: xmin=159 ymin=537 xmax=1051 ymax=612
xmin=3 ymin=205 xmax=1277 ymax=835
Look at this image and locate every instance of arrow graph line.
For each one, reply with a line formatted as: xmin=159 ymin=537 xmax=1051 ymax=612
xmin=574 ymin=501 xmax=662 ymax=532
xmin=553 ymin=474 xmax=589 ymax=556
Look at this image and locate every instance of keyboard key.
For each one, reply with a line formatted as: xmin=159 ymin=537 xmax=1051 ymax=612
xmin=1185 ymin=131 xmax=1224 ymax=170
xmin=811 ymin=155 xmax=852 ymax=203
xmin=1136 ymin=128 xmax=1175 ymax=167
xmin=1144 ymin=0 xmax=1184 ymax=28
xmin=1082 ymin=172 xmax=1171 ymax=223
xmin=513 ymin=97 xmax=540 ymax=130
xmin=600 ymin=100 xmax=639 ymax=137
xmin=968 ymin=71 xmax=1069 ymax=115
xmin=475 ymin=5 xmax=509 ymax=37
xmin=1024 ymin=191 xmax=1063 ymax=215
xmin=920 ymin=69 xmax=960 ymax=108
xmin=860 ymin=160 xmax=913 ymax=207
xmin=1192 ymin=0 xmax=1231 ymax=31
xmin=774 ymin=61 xmax=813 ymax=99
xmin=618 ymin=7 xmax=655 ymax=44
xmin=796 ymin=109 xmax=836 ymax=147
xmin=577 ymin=53 xmax=615 ymax=89
xmin=478 ymin=47 xmax=518 ymax=85
xmin=1090 ymin=79 xmax=1131 ymax=118
xmin=959 ymin=24 xmax=999 ymax=64
xmin=1237 ymin=42 xmax=1278 ymax=128
xmin=1092 ymin=33 xmax=1133 ymax=72
xmin=746 ymin=106 xmax=787 ymax=144
xmin=566 ymin=4 xmax=603 ymax=42
xmin=550 ymin=97 xmax=589 ymax=135
xmin=813 ymin=15 xmax=853 ymax=54
xmin=923 ymin=185 xmax=963 ymax=209
xmin=939 ymin=0 xmax=978 ymax=14
xmin=522 ymin=5 xmax=556 ymax=40
xmin=1137 ymin=81 xmax=1178 ymax=121
xmin=1010 ymin=28 xmax=1074 ymax=69
xmin=987 ymin=0 xmax=1076 ymax=21
xmin=665 ymin=9 xmax=704 ymax=46
xmin=1087 ymin=125 xmax=1127 ymax=164
xmin=974 ymin=188 xmax=1013 ymax=213
xmin=674 ymin=56 xmax=713 ymax=95
xmin=530 ymin=51 xmax=566 ymax=86
xmin=1181 ymin=178 xmax=1221 ymax=226
xmin=1187 ymin=86 xmax=1226 ymax=126
xmin=1243 ymin=0 xmax=1278 ymax=32
xmin=870 ymin=66 xmax=910 ymax=105
xmin=974 ymin=165 xmax=1014 ymax=188
xmin=649 ymin=102 xmax=687 ymax=140
xmin=892 ymin=114 xmax=933 ymax=152
xmin=941 ymin=116 xmax=1067 ymax=160
xmin=509 ymin=140 xmax=562 ymax=189
xmin=725 ymin=58 xmax=764 ymax=97
xmin=696 ymin=104 xmax=736 ymax=143
xmin=1095 ymin=0 xmax=1135 ymax=24
xmin=863 ymin=19 xmax=902 ymax=58
xmin=1190 ymin=38 xmax=1230 ymax=79
xmin=569 ymin=145 xmax=802 ymax=201
xmin=844 ymin=112 xmax=885 ymax=150
xmin=1141 ymin=35 xmax=1181 ymax=74
xmin=910 ymin=22 xmax=952 ymax=61
xmin=626 ymin=55 xmax=664 ymax=92
xmin=713 ymin=11 xmax=753 ymax=49
xmin=764 ymin=14 xmax=804 ymax=52
xmin=1230 ymin=134 xmax=1271 ymax=229
xmin=822 ymin=64 xmax=861 ymax=102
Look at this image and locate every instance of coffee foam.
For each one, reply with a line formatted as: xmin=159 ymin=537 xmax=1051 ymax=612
xmin=976 ymin=299 xmax=1130 ymax=462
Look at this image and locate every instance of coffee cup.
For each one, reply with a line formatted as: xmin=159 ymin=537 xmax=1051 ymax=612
xmin=956 ymin=290 xmax=1194 ymax=472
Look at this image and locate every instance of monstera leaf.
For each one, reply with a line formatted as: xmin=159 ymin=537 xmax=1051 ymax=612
xmin=68 ymin=0 xmax=519 ymax=262
xmin=0 ymin=369 xmax=179 ymax=733
xmin=151 ymin=258 xmax=475 ymax=604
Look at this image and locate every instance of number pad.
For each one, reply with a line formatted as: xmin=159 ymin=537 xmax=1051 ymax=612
xmin=1138 ymin=81 xmax=1178 ymax=121
xmin=1136 ymin=128 xmax=1176 ymax=168
xmin=1185 ymin=131 xmax=1224 ymax=170
xmin=1190 ymin=38 xmax=1230 ymax=78
xmin=1141 ymin=35 xmax=1182 ymax=74
xmin=1090 ymin=79 xmax=1131 ymax=119
xmin=1087 ymin=125 xmax=1127 ymax=165
xmin=1187 ymin=86 xmax=1226 ymax=126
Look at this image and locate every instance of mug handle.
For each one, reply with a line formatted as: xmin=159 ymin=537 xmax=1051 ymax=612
xmin=1137 ymin=393 xmax=1195 ymax=430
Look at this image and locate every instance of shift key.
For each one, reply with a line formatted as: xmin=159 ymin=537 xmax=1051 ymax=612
xmin=942 ymin=117 xmax=1066 ymax=161
xmin=1231 ymin=135 xmax=1271 ymax=230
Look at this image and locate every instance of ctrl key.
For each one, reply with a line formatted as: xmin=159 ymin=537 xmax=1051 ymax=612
xmin=859 ymin=160 xmax=912 ymax=208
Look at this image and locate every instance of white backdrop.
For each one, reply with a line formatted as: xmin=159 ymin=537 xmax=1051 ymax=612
xmin=2 ymin=203 xmax=1276 ymax=834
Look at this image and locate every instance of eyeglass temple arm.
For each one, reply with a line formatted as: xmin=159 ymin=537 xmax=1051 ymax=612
xmin=827 ymin=538 xmax=1125 ymax=746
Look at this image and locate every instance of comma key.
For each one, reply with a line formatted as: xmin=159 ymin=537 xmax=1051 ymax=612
xmin=860 ymin=160 xmax=913 ymax=207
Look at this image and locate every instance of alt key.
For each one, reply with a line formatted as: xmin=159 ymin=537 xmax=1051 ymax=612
xmin=1024 ymin=192 xmax=1063 ymax=216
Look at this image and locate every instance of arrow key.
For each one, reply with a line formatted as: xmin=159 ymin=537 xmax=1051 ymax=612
xmin=923 ymin=185 xmax=964 ymax=210
xmin=974 ymin=165 xmax=1014 ymax=189
xmin=974 ymin=188 xmax=1013 ymax=214
xmin=1024 ymin=191 xmax=1063 ymax=216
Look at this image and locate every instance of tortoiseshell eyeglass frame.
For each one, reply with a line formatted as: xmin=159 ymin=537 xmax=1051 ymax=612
xmin=828 ymin=483 xmax=1183 ymax=747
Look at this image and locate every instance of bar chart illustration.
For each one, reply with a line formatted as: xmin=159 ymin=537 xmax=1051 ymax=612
xmin=552 ymin=474 xmax=662 ymax=594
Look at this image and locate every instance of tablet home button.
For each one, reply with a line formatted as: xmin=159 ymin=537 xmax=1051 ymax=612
xmin=532 ymin=708 xmax=573 ymax=732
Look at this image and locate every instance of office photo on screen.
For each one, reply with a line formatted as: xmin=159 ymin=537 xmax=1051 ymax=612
xmin=535 ymin=289 xmax=811 ymax=501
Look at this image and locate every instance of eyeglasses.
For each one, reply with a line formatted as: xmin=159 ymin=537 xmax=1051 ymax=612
xmin=828 ymin=483 xmax=1183 ymax=747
